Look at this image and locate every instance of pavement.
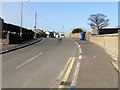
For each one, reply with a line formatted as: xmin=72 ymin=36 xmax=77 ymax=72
xmin=73 ymin=38 xmax=118 ymax=88
xmin=1 ymin=38 xmax=43 ymax=54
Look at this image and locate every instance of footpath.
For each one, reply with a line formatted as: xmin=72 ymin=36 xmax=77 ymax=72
xmin=73 ymin=38 xmax=118 ymax=89
xmin=0 ymin=38 xmax=43 ymax=54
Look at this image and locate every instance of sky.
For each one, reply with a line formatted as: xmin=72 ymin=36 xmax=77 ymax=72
xmin=1 ymin=2 xmax=119 ymax=34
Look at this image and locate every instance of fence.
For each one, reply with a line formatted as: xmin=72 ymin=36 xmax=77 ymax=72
xmin=2 ymin=23 xmax=34 ymax=44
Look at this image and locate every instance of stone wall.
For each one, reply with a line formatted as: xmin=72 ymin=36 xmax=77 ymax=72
xmin=69 ymin=33 xmax=80 ymax=38
xmin=118 ymin=30 xmax=120 ymax=72
xmin=69 ymin=33 xmax=81 ymax=38
xmin=88 ymin=34 xmax=118 ymax=59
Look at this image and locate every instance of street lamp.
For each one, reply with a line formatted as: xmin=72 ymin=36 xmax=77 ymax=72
xmin=20 ymin=2 xmax=23 ymax=41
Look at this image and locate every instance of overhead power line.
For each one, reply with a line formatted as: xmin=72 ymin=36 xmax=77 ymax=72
xmin=37 ymin=13 xmax=63 ymax=28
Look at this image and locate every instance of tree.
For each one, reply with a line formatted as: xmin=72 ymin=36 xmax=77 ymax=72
xmin=88 ymin=13 xmax=110 ymax=29
xmin=72 ymin=28 xmax=83 ymax=34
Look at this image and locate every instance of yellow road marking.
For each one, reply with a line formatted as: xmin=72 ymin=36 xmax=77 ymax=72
xmin=57 ymin=57 xmax=72 ymax=80
xmin=51 ymin=57 xmax=72 ymax=88
xmin=59 ymin=57 xmax=75 ymax=88
xmin=62 ymin=58 xmax=75 ymax=81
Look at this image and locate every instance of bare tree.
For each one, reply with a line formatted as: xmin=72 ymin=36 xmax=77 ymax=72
xmin=88 ymin=13 xmax=110 ymax=29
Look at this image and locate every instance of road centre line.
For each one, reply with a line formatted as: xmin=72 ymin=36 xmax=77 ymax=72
xmin=16 ymin=52 xmax=43 ymax=69
xmin=59 ymin=57 xmax=75 ymax=88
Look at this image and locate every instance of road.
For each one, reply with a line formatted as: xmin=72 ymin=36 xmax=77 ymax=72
xmin=2 ymin=38 xmax=79 ymax=88
xmin=2 ymin=38 xmax=118 ymax=89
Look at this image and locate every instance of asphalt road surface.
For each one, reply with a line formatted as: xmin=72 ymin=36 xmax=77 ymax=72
xmin=2 ymin=38 xmax=79 ymax=88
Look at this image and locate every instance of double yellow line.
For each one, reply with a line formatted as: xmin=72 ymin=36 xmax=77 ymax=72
xmin=57 ymin=57 xmax=72 ymax=81
xmin=58 ymin=57 xmax=75 ymax=88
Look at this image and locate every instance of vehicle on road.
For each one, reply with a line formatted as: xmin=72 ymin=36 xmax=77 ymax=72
xmin=59 ymin=32 xmax=65 ymax=40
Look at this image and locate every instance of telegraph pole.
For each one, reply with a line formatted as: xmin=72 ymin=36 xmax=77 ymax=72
xmin=34 ymin=11 xmax=37 ymax=38
xmin=20 ymin=2 xmax=23 ymax=41
xmin=63 ymin=25 xmax=64 ymax=33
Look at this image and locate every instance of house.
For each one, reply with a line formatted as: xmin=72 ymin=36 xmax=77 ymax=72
xmin=99 ymin=28 xmax=120 ymax=34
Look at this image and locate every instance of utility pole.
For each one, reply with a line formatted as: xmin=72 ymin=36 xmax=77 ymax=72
xmin=20 ymin=2 xmax=23 ymax=41
xmin=34 ymin=11 xmax=37 ymax=38
xmin=63 ymin=25 xmax=64 ymax=33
